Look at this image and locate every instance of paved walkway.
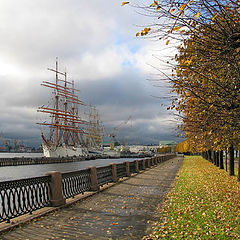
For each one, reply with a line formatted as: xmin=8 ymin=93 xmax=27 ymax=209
xmin=1 ymin=157 xmax=183 ymax=240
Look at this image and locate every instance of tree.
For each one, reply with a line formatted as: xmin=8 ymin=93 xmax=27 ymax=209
xmin=123 ymin=0 xmax=240 ymax=177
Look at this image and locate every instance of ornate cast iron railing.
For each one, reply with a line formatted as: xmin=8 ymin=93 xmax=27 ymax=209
xmin=0 ymin=154 xmax=176 ymax=223
xmin=62 ymin=169 xmax=91 ymax=199
xmin=129 ymin=161 xmax=136 ymax=173
xmin=138 ymin=160 xmax=143 ymax=170
xmin=116 ymin=163 xmax=126 ymax=178
xmin=0 ymin=176 xmax=50 ymax=223
xmin=97 ymin=166 xmax=113 ymax=187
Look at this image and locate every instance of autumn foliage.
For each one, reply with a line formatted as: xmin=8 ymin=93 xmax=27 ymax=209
xmin=123 ymin=0 xmax=240 ymax=178
xmin=157 ymin=146 xmax=171 ymax=153
xmin=123 ymin=1 xmax=240 ymax=148
xmin=172 ymin=6 xmax=240 ymax=153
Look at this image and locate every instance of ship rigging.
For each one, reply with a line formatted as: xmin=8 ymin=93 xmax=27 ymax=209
xmin=37 ymin=59 xmax=89 ymax=157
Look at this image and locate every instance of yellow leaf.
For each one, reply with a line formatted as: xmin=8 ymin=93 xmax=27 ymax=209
xmin=140 ymin=28 xmax=151 ymax=36
xmin=144 ymin=27 xmax=151 ymax=32
xmin=211 ymin=13 xmax=217 ymax=21
xmin=173 ymin=26 xmax=181 ymax=31
xmin=196 ymin=12 xmax=200 ymax=19
xmin=209 ymin=104 xmax=214 ymax=110
xmin=166 ymin=40 xmax=170 ymax=45
xmin=121 ymin=1 xmax=129 ymax=6
xmin=157 ymin=6 xmax=161 ymax=11
xmin=136 ymin=32 xmax=140 ymax=37
xmin=170 ymin=8 xmax=175 ymax=13
xmin=180 ymin=4 xmax=186 ymax=11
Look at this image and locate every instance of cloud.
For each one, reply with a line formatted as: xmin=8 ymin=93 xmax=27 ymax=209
xmin=0 ymin=0 xmax=178 ymax=147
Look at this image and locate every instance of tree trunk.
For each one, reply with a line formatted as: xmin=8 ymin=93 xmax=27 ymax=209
xmin=213 ymin=151 xmax=216 ymax=165
xmin=216 ymin=151 xmax=220 ymax=167
xmin=208 ymin=150 xmax=212 ymax=162
xmin=229 ymin=144 xmax=234 ymax=176
xmin=219 ymin=150 xmax=224 ymax=169
xmin=225 ymin=151 xmax=228 ymax=172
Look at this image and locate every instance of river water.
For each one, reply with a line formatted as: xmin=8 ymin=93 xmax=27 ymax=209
xmin=0 ymin=153 xmax=140 ymax=182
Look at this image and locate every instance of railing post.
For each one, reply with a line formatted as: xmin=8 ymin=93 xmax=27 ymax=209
xmin=89 ymin=166 xmax=100 ymax=191
xmin=47 ymin=171 xmax=66 ymax=207
xmin=142 ymin=159 xmax=146 ymax=170
xmin=111 ymin=163 xmax=118 ymax=182
xmin=135 ymin=160 xmax=139 ymax=173
xmin=125 ymin=162 xmax=131 ymax=177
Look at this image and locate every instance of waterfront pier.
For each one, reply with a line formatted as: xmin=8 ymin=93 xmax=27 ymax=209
xmin=0 ymin=155 xmax=182 ymax=239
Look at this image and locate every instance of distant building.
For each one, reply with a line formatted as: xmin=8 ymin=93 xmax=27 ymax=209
xmin=128 ymin=145 xmax=159 ymax=154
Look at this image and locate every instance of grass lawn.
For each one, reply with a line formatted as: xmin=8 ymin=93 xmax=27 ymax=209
xmin=144 ymin=156 xmax=240 ymax=239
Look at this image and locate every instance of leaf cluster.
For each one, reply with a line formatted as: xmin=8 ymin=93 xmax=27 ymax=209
xmin=172 ymin=5 xmax=240 ymax=152
xmin=122 ymin=0 xmax=240 ymax=151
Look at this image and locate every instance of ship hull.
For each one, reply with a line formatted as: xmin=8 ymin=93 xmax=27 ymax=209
xmin=103 ymin=149 xmax=121 ymax=158
xmin=88 ymin=148 xmax=104 ymax=157
xmin=42 ymin=143 xmax=88 ymax=158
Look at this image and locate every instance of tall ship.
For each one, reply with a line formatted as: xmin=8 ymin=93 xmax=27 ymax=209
xmin=87 ymin=105 xmax=104 ymax=156
xmin=37 ymin=59 xmax=89 ymax=157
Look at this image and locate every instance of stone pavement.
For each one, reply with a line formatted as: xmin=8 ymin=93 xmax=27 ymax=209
xmin=0 ymin=157 xmax=183 ymax=240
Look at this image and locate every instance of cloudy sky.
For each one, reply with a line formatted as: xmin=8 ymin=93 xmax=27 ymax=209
xmin=0 ymin=0 xmax=178 ymax=148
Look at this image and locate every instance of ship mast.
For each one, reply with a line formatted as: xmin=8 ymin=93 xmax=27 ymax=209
xmin=37 ymin=59 xmax=88 ymax=146
xmin=55 ymin=58 xmax=59 ymax=145
xmin=93 ymin=106 xmax=97 ymax=146
xmin=89 ymin=104 xmax=93 ymax=148
xmin=87 ymin=105 xmax=103 ymax=149
xmin=95 ymin=108 xmax=101 ymax=146
xmin=71 ymin=80 xmax=75 ymax=146
xmin=64 ymin=70 xmax=68 ymax=145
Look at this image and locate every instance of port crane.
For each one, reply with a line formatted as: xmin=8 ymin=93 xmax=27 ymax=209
xmin=108 ymin=116 xmax=131 ymax=150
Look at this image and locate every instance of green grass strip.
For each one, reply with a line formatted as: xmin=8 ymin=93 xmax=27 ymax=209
xmin=145 ymin=156 xmax=240 ymax=239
